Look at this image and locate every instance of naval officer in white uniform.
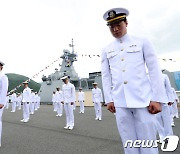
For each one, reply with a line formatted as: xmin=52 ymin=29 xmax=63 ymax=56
xmin=5 ymin=94 xmax=9 ymax=109
xmin=78 ymin=87 xmax=85 ymax=113
xmin=0 ymin=61 xmax=9 ymax=147
xmin=10 ymin=92 xmax=17 ymax=112
xmin=61 ymin=76 xmax=76 ymax=130
xmin=171 ymin=87 xmax=179 ymax=119
xmin=101 ymin=8 xmax=166 ymax=154
xmin=52 ymin=91 xmax=57 ymax=112
xmin=92 ymin=83 xmax=103 ymax=120
xmin=17 ymin=93 xmax=22 ymax=110
xmin=55 ymin=87 xmax=63 ymax=117
xmin=170 ymin=87 xmax=179 ymax=126
xmin=21 ymin=81 xmax=31 ymax=123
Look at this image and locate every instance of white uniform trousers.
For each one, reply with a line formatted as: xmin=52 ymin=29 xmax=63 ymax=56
xmin=30 ymin=102 xmax=35 ymax=114
xmin=35 ymin=102 xmax=38 ymax=110
xmin=17 ymin=101 xmax=21 ymax=110
xmin=73 ymin=102 xmax=76 ymax=110
xmin=94 ymin=102 xmax=102 ymax=119
xmin=0 ymin=107 xmax=4 ymax=145
xmin=23 ymin=102 xmax=30 ymax=120
xmin=64 ymin=103 xmax=74 ymax=127
xmin=156 ymin=104 xmax=173 ymax=141
xmin=5 ymin=102 xmax=9 ymax=109
xmin=79 ymin=101 xmax=85 ymax=113
xmin=11 ymin=101 xmax=16 ymax=112
xmin=57 ymin=102 xmax=63 ymax=115
xmin=53 ymin=101 xmax=57 ymax=111
xmin=172 ymin=101 xmax=179 ymax=118
xmin=115 ymin=107 xmax=158 ymax=154
xmin=169 ymin=105 xmax=175 ymax=125
xmin=37 ymin=101 xmax=40 ymax=108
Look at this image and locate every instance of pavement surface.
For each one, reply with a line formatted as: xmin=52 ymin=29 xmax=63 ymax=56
xmin=0 ymin=105 xmax=180 ymax=154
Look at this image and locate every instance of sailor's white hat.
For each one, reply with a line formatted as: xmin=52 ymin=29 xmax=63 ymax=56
xmin=61 ymin=76 xmax=68 ymax=80
xmin=92 ymin=82 xmax=98 ymax=85
xmin=0 ymin=61 xmax=5 ymax=66
xmin=22 ymin=81 xmax=29 ymax=84
xmin=103 ymin=8 xmax=129 ymax=25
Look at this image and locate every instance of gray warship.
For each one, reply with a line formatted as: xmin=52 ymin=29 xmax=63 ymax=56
xmin=39 ymin=39 xmax=103 ymax=104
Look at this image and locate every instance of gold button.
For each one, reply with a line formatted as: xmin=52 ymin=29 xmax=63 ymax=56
xmin=121 ymin=49 xmax=124 ymax=51
xmin=124 ymin=81 xmax=128 ymax=84
xmin=121 ymin=58 xmax=124 ymax=61
xmin=122 ymin=69 xmax=125 ymax=72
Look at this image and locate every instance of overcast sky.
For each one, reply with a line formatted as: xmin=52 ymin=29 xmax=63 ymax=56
xmin=0 ymin=0 xmax=180 ymax=82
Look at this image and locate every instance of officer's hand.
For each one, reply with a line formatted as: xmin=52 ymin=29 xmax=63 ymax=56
xmin=107 ymin=102 xmax=116 ymax=113
xmin=71 ymin=102 xmax=74 ymax=105
xmin=0 ymin=104 xmax=4 ymax=109
xmin=148 ymin=101 xmax=161 ymax=114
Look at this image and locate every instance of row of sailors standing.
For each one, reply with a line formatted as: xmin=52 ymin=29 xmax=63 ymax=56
xmin=52 ymin=76 xmax=103 ymax=130
xmin=5 ymin=90 xmax=40 ymax=115
xmin=4 ymin=81 xmax=41 ymax=123
xmin=8 ymin=92 xmax=22 ymax=111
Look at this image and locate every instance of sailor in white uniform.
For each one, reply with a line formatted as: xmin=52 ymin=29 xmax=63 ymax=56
xmin=37 ymin=94 xmax=40 ymax=109
xmin=156 ymin=73 xmax=174 ymax=142
xmin=61 ymin=76 xmax=76 ymax=130
xmin=0 ymin=61 xmax=9 ymax=147
xmin=11 ymin=92 xmax=17 ymax=112
xmin=17 ymin=93 xmax=22 ymax=110
xmin=78 ymin=87 xmax=85 ymax=113
xmin=34 ymin=92 xmax=39 ymax=111
xmin=170 ymin=87 xmax=179 ymax=126
xmin=92 ymin=83 xmax=103 ymax=120
xmin=5 ymin=94 xmax=9 ymax=109
xmin=101 ymin=8 xmax=165 ymax=154
xmin=171 ymin=87 xmax=179 ymax=119
xmin=21 ymin=81 xmax=31 ymax=123
xmin=55 ymin=87 xmax=63 ymax=117
xmin=52 ymin=91 xmax=57 ymax=112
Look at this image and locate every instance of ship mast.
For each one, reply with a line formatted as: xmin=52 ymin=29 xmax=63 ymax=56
xmin=69 ymin=38 xmax=75 ymax=54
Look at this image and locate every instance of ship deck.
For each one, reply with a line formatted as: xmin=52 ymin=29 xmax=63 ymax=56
xmin=1 ymin=105 xmax=180 ymax=154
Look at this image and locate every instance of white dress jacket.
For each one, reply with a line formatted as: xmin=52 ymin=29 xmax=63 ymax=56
xmin=92 ymin=88 xmax=103 ymax=103
xmin=22 ymin=87 xmax=31 ymax=103
xmin=101 ymin=34 xmax=166 ymax=108
xmin=62 ymin=82 xmax=76 ymax=103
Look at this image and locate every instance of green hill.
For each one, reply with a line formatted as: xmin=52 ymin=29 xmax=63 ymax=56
xmin=6 ymin=73 xmax=41 ymax=93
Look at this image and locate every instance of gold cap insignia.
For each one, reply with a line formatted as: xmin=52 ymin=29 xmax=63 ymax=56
xmin=108 ymin=11 xmax=116 ymax=19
